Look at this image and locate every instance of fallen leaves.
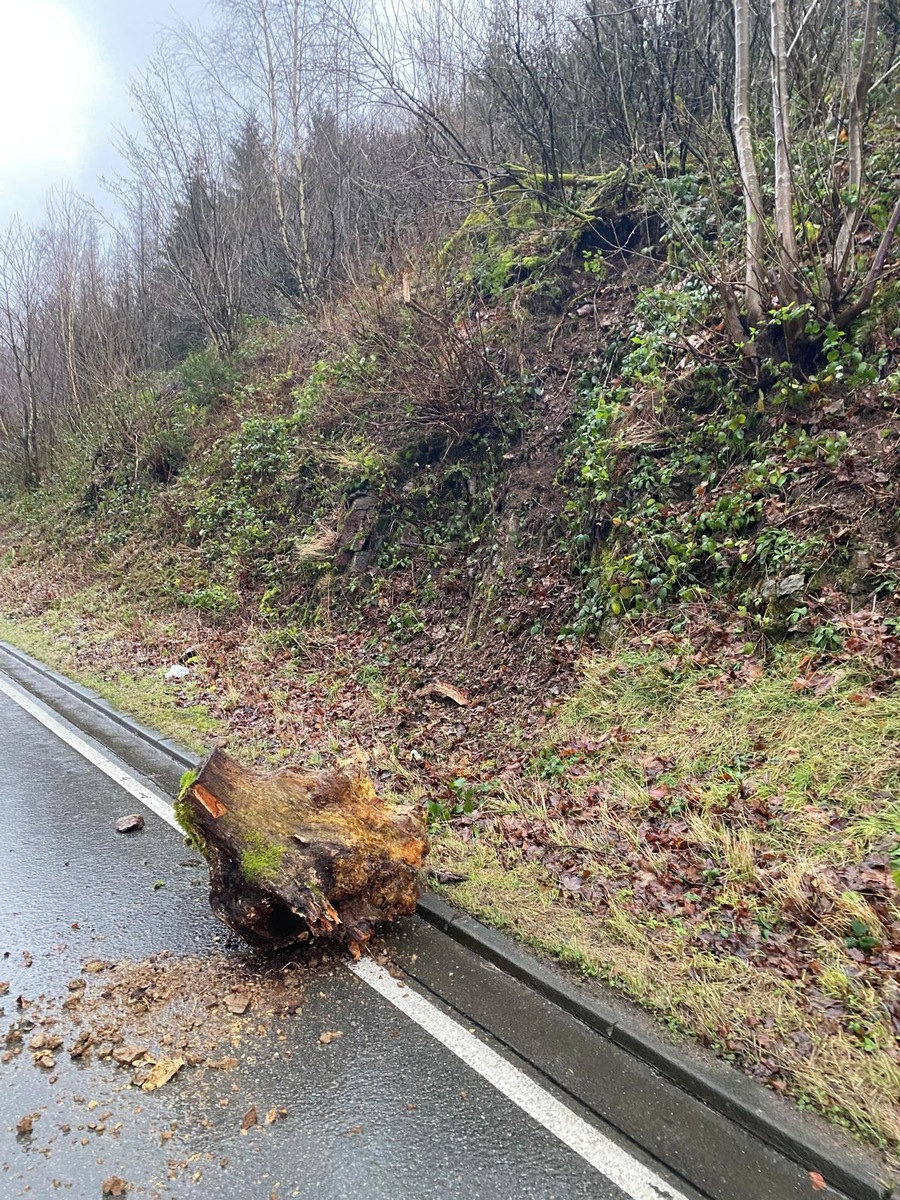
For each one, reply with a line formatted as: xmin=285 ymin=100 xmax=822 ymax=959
xmin=101 ymin=1178 xmax=129 ymax=1197
xmin=240 ymin=1105 xmax=258 ymax=1133
xmin=791 ymin=671 xmax=838 ymax=696
xmin=426 ymin=869 xmax=469 ymax=884
xmin=415 ymin=680 xmax=470 ymax=706
xmin=318 ymin=1030 xmax=343 ymax=1045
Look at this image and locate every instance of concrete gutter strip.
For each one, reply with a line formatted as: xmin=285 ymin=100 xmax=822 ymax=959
xmin=416 ymin=896 xmax=895 ymax=1200
xmin=0 ymin=640 xmax=200 ymax=770
xmin=0 ymin=638 xmax=895 ymax=1200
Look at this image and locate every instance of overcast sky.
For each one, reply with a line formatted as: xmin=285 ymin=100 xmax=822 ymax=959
xmin=0 ymin=0 xmax=215 ymax=227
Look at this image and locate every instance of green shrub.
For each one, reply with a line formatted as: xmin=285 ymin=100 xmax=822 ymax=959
xmin=177 ymin=347 xmax=238 ymax=409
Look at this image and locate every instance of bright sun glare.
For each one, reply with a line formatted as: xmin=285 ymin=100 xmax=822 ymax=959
xmin=0 ymin=0 xmax=101 ymax=180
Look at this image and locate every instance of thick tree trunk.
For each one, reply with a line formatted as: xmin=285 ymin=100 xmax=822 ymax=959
xmin=177 ymin=748 xmax=428 ymax=955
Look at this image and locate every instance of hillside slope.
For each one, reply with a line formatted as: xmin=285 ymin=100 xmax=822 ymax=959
xmin=1 ymin=180 xmax=899 ymax=1161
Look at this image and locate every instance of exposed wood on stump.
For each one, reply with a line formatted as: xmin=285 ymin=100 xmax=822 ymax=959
xmin=178 ymin=748 xmax=428 ymax=955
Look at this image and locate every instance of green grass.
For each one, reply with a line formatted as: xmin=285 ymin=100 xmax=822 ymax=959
xmin=0 ymin=606 xmax=223 ymax=754
xmin=430 ymin=645 xmax=900 ymax=1160
xmin=566 ymin=648 xmax=897 ymax=835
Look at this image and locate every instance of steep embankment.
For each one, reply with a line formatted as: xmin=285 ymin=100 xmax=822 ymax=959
xmin=1 ymin=177 xmax=899 ymax=1161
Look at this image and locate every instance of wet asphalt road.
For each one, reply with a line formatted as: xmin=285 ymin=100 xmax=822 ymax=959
xmin=0 ymin=675 xmax=682 ymax=1200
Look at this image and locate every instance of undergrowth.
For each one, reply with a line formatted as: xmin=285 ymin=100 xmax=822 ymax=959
xmin=566 ymin=274 xmax=900 ymax=637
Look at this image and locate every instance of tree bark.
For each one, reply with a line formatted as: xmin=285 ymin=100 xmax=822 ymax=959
xmin=178 ymin=748 xmax=428 ymax=955
xmin=770 ymin=0 xmax=802 ymax=304
xmin=734 ymin=0 xmax=766 ymax=325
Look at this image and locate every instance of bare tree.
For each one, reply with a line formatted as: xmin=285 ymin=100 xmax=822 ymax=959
xmin=0 ymin=222 xmax=49 ymax=486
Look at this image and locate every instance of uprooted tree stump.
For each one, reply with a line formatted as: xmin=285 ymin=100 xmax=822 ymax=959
xmin=176 ymin=748 xmax=428 ymax=955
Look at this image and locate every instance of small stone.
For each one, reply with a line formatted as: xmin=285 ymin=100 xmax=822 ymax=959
xmin=776 ymin=572 xmax=805 ymax=597
xmin=112 ymin=1045 xmax=146 ymax=1066
xmin=29 ymin=1033 xmax=62 ymax=1052
xmin=16 ymin=1113 xmax=39 ymax=1136
xmin=69 ymin=1032 xmax=93 ymax=1059
xmin=140 ymin=1056 xmax=184 ymax=1091
xmin=115 ymin=814 xmax=145 ymax=833
xmin=224 ymin=991 xmax=251 ymax=1015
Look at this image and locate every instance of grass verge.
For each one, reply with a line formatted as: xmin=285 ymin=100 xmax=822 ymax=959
xmin=0 ymin=603 xmax=223 ymax=754
xmin=430 ymin=645 xmax=900 ymax=1159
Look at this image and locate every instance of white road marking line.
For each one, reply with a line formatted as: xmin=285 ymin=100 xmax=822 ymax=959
xmin=0 ymin=668 xmax=690 ymax=1200
xmin=0 ymin=673 xmax=182 ymax=834
xmin=351 ymin=955 xmax=689 ymax=1200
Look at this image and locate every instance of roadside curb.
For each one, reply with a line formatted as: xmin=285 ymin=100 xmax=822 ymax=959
xmin=0 ymin=640 xmax=200 ymax=770
xmin=1 ymin=637 xmax=895 ymax=1200
xmin=414 ymin=897 xmax=898 ymax=1200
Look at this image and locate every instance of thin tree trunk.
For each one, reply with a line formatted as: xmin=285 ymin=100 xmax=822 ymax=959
xmin=835 ymin=190 xmax=900 ymax=328
xmin=258 ymin=0 xmax=308 ymax=305
xmin=771 ymin=0 xmax=802 ymax=304
xmin=734 ymin=0 xmax=766 ymax=325
xmin=833 ymin=0 xmax=881 ymax=280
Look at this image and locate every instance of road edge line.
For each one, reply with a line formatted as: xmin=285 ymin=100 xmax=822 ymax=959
xmin=350 ymin=956 xmax=690 ymax=1200
xmin=0 ymin=647 xmax=691 ymax=1200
